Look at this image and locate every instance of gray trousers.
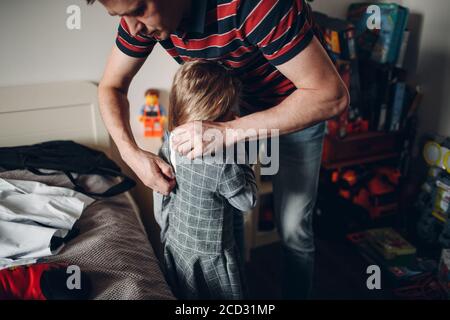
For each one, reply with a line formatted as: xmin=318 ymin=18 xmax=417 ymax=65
xmin=235 ymin=121 xmax=325 ymax=299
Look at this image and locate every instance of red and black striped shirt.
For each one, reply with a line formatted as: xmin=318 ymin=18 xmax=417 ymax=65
xmin=116 ymin=0 xmax=321 ymax=112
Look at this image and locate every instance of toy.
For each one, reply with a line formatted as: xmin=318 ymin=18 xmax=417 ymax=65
xmin=348 ymin=3 xmax=410 ymax=64
xmin=361 ymin=167 xmax=402 ymax=219
xmin=416 ymin=167 xmax=442 ymax=212
xmin=332 ymin=166 xmax=401 ymax=219
xmin=347 ymin=228 xmax=417 ymax=267
xmin=438 ymin=249 xmax=450 ymax=298
xmin=423 ymin=139 xmax=450 ymax=174
xmin=365 ymin=228 xmax=416 ymax=266
xmin=347 ymin=229 xmax=445 ymax=297
xmin=392 ymin=273 xmax=446 ymax=300
xmin=347 ymin=228 xmax=417 ymax=268
xmin=139 ymin=89 xmax=167 ymax=138
xmin=432 ymin=175 xmax=450 ymax=223
xmin=334 ymin=166 xmax=370 ymax=200
xmin=417 ymin=135 xmax=450 ymax=247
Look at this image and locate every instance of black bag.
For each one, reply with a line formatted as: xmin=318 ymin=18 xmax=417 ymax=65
xmin=0 ymin=140 xmax=136 ymax=197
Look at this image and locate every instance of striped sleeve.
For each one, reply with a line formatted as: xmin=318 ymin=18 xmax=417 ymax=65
xmin=239 ymin=0 xmax=314 ymax=66
xmin=115 ymin=18 xmax=156 ymax=58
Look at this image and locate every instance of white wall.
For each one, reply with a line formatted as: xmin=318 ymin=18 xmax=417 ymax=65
xmin=0 ymin=0 xmax=362 ymax=108
xmin=0 ymin=0 xmax=179 ymax=136
xmin=1 ymin=0 xmax=449 ymax=139
xmin=310 ymin=0 xmax=357 ymax=18
xmin=400 ymin=0 xmax=450 ymax=138
xmin=0 ymin=0 xmax=360 ymax=140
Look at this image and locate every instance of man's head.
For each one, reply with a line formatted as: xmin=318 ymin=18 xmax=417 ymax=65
xmin=89 ymin=0 xmax=191 ymax=40
xmin=168 ymin=61 xmax=241 ymax=131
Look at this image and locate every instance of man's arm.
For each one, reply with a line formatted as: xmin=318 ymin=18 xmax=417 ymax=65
xmin=99 ymin=45 xmax=175 ymax=195
xmin=229 ymin=36 xmax=349 ymax=138
xmin=172 ymin=37 xmax=349 ymax=158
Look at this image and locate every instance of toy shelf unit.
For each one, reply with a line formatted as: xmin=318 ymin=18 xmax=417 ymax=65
xmin=244 ymin=162 xmax=280 ymax=261
xmin=319 ymin=129 xmax=413 ymax=224
xmin=322 ymin=131 xmax=405 ymax=171
xmin=315 ymin=1 xmax=422 ymax=224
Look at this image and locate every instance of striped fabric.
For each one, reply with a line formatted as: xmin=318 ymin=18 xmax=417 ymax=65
xmin=116 ymin=0 xmax=322 ymax=112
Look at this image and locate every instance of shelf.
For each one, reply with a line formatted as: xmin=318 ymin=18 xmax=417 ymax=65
xmin=332 ymin=131 xmax=403 ymax=141
xmin=254 ymin=229 xmax=280 ymax=247
xmin=322 ymin=130 xmax=405 ymax=170
xmin=322 ymin=152 xmax=401 ymax=170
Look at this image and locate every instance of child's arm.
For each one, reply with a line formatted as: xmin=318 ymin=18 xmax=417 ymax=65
xmin=218 ymin=164 xmax=257 ymax=212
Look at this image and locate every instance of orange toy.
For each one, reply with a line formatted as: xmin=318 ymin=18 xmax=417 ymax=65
xmin=139 ymin=89 xmax=166 ymax=138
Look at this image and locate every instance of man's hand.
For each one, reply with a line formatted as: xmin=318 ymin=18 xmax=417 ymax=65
xmin=98 ymin=46 xmax=177 ymax=195
xmin=122 ymin=149 xmax=176 ymax=196
xmin=171 ymin=120 xmax=233 ymax=160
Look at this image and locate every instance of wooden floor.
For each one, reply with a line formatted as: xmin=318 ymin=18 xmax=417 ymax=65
xmin=245 ymin=239 xmax=394 ymax=300
xmin=244 ymin=183 xmax=446 ymax=300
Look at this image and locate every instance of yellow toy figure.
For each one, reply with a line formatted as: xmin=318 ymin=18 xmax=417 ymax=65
xmin=139 ymin=89 xmax=167 ymax=138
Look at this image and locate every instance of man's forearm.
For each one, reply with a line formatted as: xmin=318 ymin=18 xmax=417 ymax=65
xmin=98 ymin=85 xmax=140 ymax=157
xmin=229 ymin=87 xmax=348 ymax=142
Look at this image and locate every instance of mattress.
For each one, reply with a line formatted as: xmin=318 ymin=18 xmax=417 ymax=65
xmin=0 ymin=169 xmax=175 ymax=300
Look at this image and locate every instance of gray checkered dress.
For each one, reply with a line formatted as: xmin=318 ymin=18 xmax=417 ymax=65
xmin=154 ymin=135 xmax=257 ymax=300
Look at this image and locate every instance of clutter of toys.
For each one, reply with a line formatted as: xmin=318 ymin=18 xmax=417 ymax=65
xmin=314 ymin=3 xmax=421 ymax=139
xmin=416 ymin=136 xmax=450 ymax=249
xmin=313 ymin=2 xmax=450 ymax=299
xmin=331 ymin=165 xmax=401 ymax=220
xmin=316 ymin=1 xmax=422 ymax=224
xmin=341 ymin=137 xmax=450 ymax=299
xmin=347 ymin=228 xmax=448 ymax=299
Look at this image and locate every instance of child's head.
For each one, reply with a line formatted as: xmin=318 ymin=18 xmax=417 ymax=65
xmin=168 ymin=60 xmax=240 ymax=131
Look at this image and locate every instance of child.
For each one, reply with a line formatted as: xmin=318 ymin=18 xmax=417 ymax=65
xmin=153 ymin=60 xmax=257 ymax=300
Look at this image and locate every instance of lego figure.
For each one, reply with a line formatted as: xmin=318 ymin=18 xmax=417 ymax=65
xmin=139 ymin=89 xmax=167 ymax=138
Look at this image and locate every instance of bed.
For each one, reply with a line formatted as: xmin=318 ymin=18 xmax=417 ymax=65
xmin=0 ymin=82 xmax=174 ymax=300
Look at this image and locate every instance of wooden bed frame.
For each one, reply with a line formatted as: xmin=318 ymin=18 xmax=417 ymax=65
xmin=0 ymin=81 xmax=110 ymax=153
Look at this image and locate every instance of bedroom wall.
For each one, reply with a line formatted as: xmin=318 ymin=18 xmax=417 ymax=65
xmin=0 ymin=0 xmax=371 ymax=129
xmin=0 ymin=0 xmax=179 ymax=130
xmin=0 ymin=0 xmax=364 ymax=145
xmin=4 ymin=1 xmax=449 ymax=140
xmin=400 ymin=0 xmax=450 ymax=139
xmin=309 ymin=0 xmax=357 ymax=18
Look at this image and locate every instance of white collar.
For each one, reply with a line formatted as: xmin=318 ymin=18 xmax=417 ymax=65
xmin=169 ymin=136 xmax=177 ymax=173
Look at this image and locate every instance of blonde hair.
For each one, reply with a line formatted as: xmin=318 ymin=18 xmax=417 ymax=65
xmin=168 ymin=60 xmax=240 ymax=131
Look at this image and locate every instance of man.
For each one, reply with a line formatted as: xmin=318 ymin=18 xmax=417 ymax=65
xmin=91 ymin=0 xmax=349 ymax=299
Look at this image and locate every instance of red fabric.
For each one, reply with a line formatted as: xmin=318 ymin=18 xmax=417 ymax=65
xmin=0 ymin=263 xmax=61 ymax=300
